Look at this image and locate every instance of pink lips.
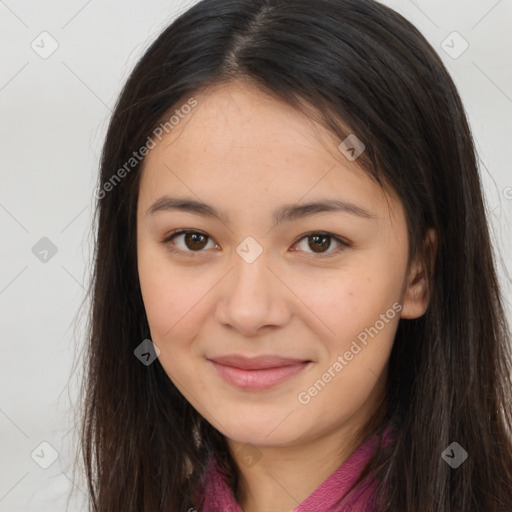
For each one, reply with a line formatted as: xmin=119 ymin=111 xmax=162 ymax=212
xmin=207 ymin=354 xmax=311 ymax=390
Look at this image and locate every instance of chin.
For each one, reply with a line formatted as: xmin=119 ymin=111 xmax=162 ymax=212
xmin=209 ymin=409 xmax=305 ymax=448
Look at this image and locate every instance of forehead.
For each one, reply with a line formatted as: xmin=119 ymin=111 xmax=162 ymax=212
xmin=138 ymin=81 xmax=401 ymax=226
xmin=146 ymin=82 xmax=361 ymax=169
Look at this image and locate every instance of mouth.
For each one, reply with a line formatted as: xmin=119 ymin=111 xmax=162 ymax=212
xmin=206 ymin=354 xmax=313 ymax=390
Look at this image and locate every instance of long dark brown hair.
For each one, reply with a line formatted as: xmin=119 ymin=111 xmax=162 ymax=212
xmin=71 ymin=0 xmax=512 ymax=510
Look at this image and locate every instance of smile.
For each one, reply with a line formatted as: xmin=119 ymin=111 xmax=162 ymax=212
xmin=207 ymin=355 xmax=312 ymax=390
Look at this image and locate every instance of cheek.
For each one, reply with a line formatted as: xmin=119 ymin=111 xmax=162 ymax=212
xmin=305 ymin=268 xmax=399 ymax=336
xmin=300 ymin=265 xmax=402 ymax=391
xmin=296 ymin=277 xmax=397 ymax=423
xmin=137 ymin=246 xmax=204 ymax=346
xmin=137 ymin=254 xmax=208 ymax=396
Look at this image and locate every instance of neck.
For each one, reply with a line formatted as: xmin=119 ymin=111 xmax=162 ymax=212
xmin=223 ymin=370 xmax=389 ymax=512
xmin=233 ymin=426 xmax=364 ymax=512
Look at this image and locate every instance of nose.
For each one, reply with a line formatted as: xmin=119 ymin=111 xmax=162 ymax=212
xmin=214 ymin=246 xmax=292 ymax=337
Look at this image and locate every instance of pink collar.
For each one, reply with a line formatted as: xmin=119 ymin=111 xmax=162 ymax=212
xmin=199 ymin=425 xmax=392 ymax=512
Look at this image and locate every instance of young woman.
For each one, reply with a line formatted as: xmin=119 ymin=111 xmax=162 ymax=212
xmin=75 ymin=0 xmax=512 ymax=510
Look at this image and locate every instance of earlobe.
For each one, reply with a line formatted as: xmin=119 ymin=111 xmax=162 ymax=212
xmin=400 ymin=228 xmax=437 ymax=319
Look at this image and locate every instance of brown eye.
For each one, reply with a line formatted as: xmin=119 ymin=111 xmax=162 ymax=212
xmin=163 ymin=230 xmax=216 ymax=253
xmin=308 ymin=234 xmax=331 ymax=253
xmin=182 ymin=232 xmax=208 ymax=250
xmin=162 ymin=229 xmax=349 ymax=259
xmin=293 ymin=232 xmax=349 ymax=258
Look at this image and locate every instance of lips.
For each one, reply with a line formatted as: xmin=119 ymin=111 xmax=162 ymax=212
xmin=208 ymin=354 xmax=310 ymax=370
xmin=207 ymin=354 xmax=312 ymax=390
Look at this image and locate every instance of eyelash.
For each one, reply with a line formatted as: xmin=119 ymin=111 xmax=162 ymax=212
xmin=161 ymin=229 xmax=350 ymax=259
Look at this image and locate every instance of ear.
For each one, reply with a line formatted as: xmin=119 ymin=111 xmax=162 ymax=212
xmin=400 ymin=228 xmax=437 ymax=319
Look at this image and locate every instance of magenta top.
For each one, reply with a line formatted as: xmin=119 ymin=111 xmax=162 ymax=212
xmin=199 ymin=425 xmax=392 ymax=512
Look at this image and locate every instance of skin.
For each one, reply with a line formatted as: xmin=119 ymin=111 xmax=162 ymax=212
xmin=136 ymin=80 xmax=433 ymax=512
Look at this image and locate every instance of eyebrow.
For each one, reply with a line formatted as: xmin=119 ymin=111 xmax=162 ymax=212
xmin=146 ymin=195 xmax=377 ymax=224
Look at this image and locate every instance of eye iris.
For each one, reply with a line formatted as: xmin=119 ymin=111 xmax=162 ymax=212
xmin=185 ymin=232 xmax=207 ymax=250
xmin=309 ymin=234 xmax=330 ymax=253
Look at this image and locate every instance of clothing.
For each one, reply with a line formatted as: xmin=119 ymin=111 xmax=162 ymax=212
xmin=199 ymin=425 xmax=392 ymax=512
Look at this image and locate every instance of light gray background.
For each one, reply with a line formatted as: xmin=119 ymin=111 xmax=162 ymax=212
xmin=1 ymin=1 xmax=511 ymax=511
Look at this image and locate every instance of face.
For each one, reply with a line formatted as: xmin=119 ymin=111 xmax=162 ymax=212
xmin=136 ymin=80 xmax=428 ymax=449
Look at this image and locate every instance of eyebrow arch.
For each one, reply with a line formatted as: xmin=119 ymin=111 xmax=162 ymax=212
xmin=146 ymin=196 xmax=377 ymax=224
